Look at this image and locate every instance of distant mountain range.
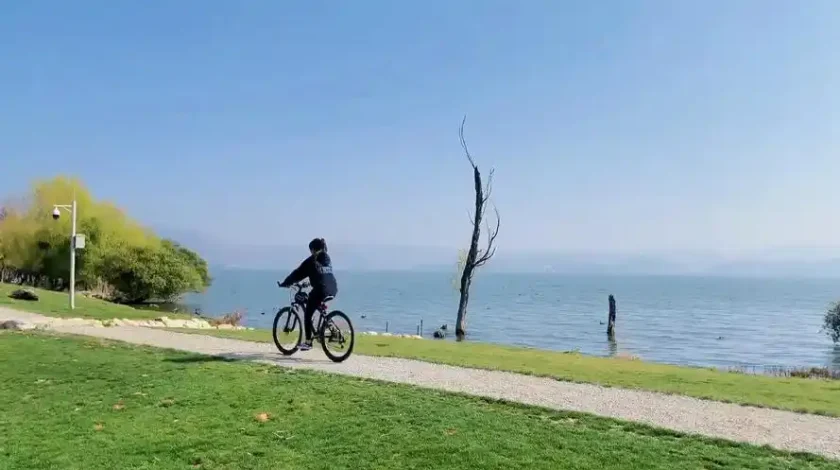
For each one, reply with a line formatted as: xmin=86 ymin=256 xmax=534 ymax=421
xmin=158 ymin=228 xmax=840 ymax=278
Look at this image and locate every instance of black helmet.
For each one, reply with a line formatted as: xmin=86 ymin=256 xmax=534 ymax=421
xmin=308 ymin=237 xmax=327 ymax=252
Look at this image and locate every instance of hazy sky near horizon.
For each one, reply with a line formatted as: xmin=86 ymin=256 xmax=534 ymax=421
xmin=3 ymin=1 xmax=840 ymax=255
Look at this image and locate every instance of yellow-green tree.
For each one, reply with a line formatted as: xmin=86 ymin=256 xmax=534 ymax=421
xmin=0 ymin=176 xmax=211 ymax=302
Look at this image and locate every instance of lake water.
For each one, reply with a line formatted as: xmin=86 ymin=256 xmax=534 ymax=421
xmin=184 ymin=269 xmax=840 ymax=371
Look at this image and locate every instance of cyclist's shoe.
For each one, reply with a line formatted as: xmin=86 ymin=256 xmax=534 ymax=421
xmin=299 ymin=342 xmax=313 ymax=352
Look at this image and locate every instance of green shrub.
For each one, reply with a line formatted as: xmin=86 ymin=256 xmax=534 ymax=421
xmin=0 ymin=176 xmax=211 ymax=303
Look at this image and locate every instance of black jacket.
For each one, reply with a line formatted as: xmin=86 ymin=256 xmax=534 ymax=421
xmin=281 ymin=251 xmax=338 ymax=296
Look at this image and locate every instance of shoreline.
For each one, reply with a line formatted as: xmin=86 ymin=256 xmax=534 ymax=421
xmin=6 ymin=281 xmax=839 ymax=375
xmin=4 ymin=282 xmax=840 ymax=417
xmin=186 ymin=323 xmax=840 ymax=380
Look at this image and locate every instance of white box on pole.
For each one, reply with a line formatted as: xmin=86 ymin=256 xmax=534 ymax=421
xmin=73 ymin=234 xmax=85 ymax=250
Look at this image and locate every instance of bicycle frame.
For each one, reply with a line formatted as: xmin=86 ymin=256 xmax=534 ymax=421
xmin=281 ymin=282 xmax=330 ymax=340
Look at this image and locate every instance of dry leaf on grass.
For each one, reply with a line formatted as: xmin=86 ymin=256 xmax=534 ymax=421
xmin=94 ymin=423 xmax=104 ymax=431
xmin=112 ymin=402 xmax=125 ymax=411
xmin=158 ymin=399 xmax=176 ymax=407
xmin=444 ymin=428 xmax=457 ymax=436
xmin=254 ymin=412 xmax=271 ymax=423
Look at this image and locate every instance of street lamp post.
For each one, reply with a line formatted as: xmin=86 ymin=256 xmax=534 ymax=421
xmin=53 ymin=200 xmax=77 ymax=310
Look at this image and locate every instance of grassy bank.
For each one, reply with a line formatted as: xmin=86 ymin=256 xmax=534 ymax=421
xmin=4 ymin=283 xmax=840 ymax=417
xmin=174 ymin=327 xmax=840 ymax=417
xmin=1 ymin=332 xmax=833 ymax=469
xmin=0 ymin=283 xmax=189 ymax=320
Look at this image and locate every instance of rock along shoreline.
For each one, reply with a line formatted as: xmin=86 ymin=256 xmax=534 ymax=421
xmin=0 ymin=316 xmax=251 ymax=331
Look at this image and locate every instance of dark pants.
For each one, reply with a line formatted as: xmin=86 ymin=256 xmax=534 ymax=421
xmin=303 ymin=290 xmax=327 ymax=342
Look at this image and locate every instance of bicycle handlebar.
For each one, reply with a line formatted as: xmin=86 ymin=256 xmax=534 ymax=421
xmin=277 ymin=280 xmax=310 ymax=290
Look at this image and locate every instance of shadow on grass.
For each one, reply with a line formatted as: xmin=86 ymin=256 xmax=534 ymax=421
xmin=163 ymin=351 xmax=335 ymax=366
xmin=165 ymin=355 xmax=239 ymax=364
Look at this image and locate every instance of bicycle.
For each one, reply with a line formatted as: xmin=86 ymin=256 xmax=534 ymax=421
xmin=272 ymin=280 xmax=355 ymax=363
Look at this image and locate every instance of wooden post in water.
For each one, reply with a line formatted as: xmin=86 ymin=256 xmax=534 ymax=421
xmin=607 ymin=295 xmax=617 ymax=339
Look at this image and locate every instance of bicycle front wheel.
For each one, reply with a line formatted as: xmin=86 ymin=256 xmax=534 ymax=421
xmin=319 ymin=310 xmax=355 ymax=363
xmin=272 ymin=306 xmax=302 ymax=355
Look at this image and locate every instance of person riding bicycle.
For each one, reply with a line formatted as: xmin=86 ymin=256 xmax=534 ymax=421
xmin=278 ymin=238 xmax=338 ymax=351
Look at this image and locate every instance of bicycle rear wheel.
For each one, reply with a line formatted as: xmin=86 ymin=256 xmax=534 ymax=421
xmin=319 ymin=310 xmax=355 ymax=363
xmin=272 ymin=306 xmax=302 ymax=355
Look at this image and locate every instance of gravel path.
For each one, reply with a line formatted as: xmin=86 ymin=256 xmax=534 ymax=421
xmin=4 ymin=308 xmax=840 ymax=459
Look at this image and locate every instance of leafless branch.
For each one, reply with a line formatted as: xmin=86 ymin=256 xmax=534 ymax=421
xmin=460 ymin=115 xmax=477 ymax=169
xmin=475 ymin=205 xmax=500 ymax=267
xmin=482 ymin=168 xmax=494 ymax=205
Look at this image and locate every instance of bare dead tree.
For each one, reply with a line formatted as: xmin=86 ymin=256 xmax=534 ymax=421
xmin=455 ymin=116 xmax=500 ymax=340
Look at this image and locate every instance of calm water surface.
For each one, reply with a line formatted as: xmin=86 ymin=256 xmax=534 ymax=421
xmin=184 ymin=269 xmax=840 ymax=370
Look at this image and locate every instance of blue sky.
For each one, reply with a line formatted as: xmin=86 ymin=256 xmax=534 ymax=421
xmin=2 ymin=1 xmax=840 ymax=256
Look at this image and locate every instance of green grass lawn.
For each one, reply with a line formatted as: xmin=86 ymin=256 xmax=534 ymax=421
xmin=0 ymin=283 xmax=189 ymax=320
xmin=0 ymin=332 xmax=834 ymax=470
xmin=173 ymin=327 xmax=840 ymax=417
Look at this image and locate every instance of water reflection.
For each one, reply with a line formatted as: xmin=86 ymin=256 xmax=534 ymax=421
xmin=608 ymin=337 xmax=618 ymax=357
